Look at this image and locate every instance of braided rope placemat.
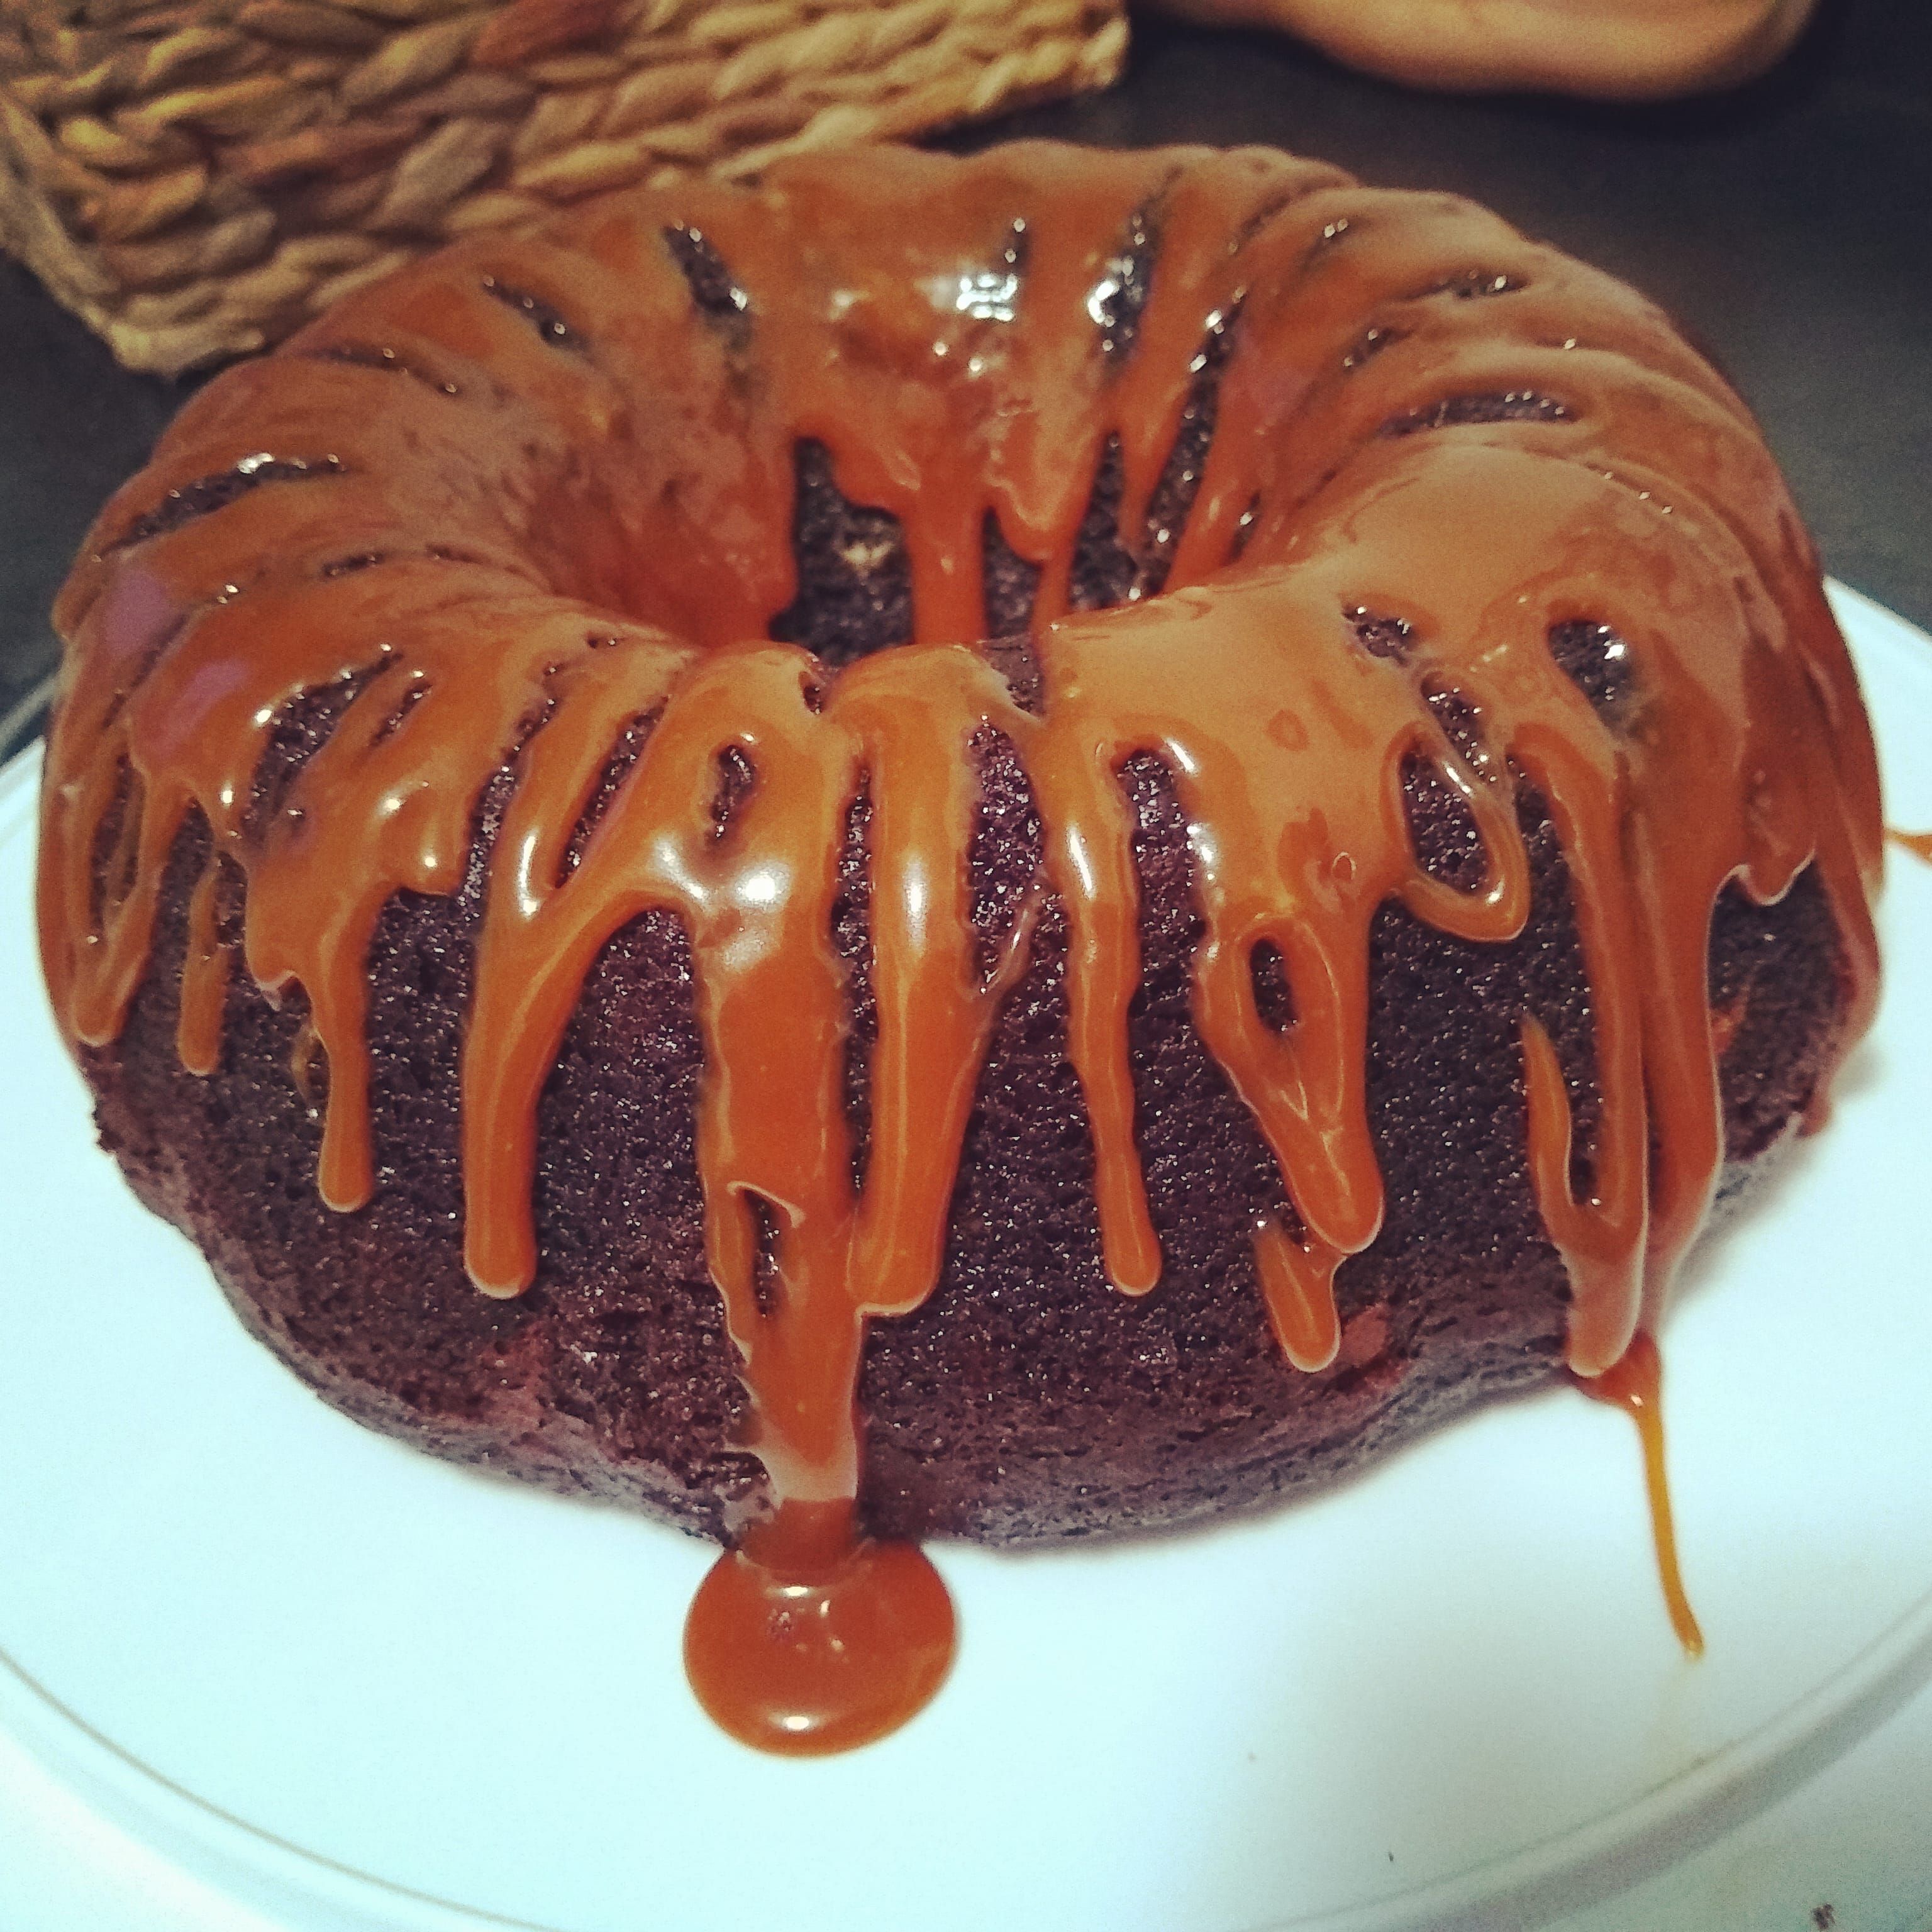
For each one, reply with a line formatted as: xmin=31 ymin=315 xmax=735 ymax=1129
xmin=0 ymin=0 xmax=1126 ymax=372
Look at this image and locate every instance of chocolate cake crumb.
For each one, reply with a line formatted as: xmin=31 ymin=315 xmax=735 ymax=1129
xmin=1138 ymin=304 xmax=1238 ymax=598
xmin=983 ymin=634 xmax=1045 ymax=714
xmin=108 ymin=455 xmax=343 ymax=552
xmin=662 ymin=224 xmax=750 ymax=346
xmin=833 ymin=779 xmax=875 ymax=1193
xmin=559 ymin=708 xmax=658 ymax=881
xmin=244 ymin=658 xmax=396 ymax=844
xmin=1069 ymin=436 xmax=1137 ymax=611
xmin=1385 ymin=392 xmax=1570 ymax=436
xmin=1547 ymin=619 xmax=1638 ymax=724
xmin=1350 ymin=608 xmax=1415 ymax=662
xmin=982 ymin=511 xmax=1040 ymax=638
xmin=769 ymin=441 xmax=911 ymax=663
xmin=1402 ymin=753 xmax=1487 ymax=892
xmin=967 ymin=729 xmax=1041 ymax=985
xmin=748 ymin=1192 xmax=782 ymax=1317
xmin=710 ymin=745 xmax=756 ymax=841
xmin=1250 ymin=939 xmax=1295 ymax=1033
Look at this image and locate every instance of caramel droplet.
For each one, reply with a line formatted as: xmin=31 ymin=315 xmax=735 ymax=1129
xmin=1577 ymin=1331 xmax=1704 ymax=1656
xmin=1252 ymin=1214 xmax=1343 ymax=1371
xmin=1887 ymin=826 xmax=1932 ymax=863
xmin=683 ymin=1502 xmax=955 ymax=1755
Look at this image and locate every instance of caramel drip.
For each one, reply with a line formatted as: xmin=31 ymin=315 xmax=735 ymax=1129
xmin=1577 ymin=1333 xmax=1704 ymax=1656
xmin=1253 ymin=1216 xmax=1343 ymax=1372
xmin=37 ymin=142 xmax=1880 ymax=1751
xmin=175 ymin=857 xmax=230 ymax=1077
xmin=1888 ymin=827 xmax=1932 ymax=863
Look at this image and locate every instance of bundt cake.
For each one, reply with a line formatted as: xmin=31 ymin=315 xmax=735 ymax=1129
xmin=37 ymin=140 xmax=1882 ymax=1753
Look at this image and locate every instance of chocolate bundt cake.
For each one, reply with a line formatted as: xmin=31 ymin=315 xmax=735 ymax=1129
xmin=38 ymin=141 xmax=1882 ymax=1752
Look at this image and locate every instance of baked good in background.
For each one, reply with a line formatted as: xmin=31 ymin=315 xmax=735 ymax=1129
xmin=1150 ymin=0 xmax=1821 ymax=99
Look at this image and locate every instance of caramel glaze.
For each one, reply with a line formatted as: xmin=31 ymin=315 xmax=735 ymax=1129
xmin=1889 ymin=828 xmax=1932 ymax=863
xmin=1574 ymin=1331 xmax=1704 ymax=1655
xmin=38 ymin=143 xmax=1883 ymax=1753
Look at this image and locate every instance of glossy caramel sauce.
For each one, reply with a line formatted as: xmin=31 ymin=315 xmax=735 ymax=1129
xmin=37 ymin=143 xmax=1882 ymax=1750
xmin=1577 ymin=1332 xmax=1704 ymax=1655
xmin=684 ymin=1500 xmax=955 ymax=1755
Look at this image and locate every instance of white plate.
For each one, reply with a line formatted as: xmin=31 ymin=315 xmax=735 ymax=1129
xmin=2 ymin=582 xmax=1929 ymax=1932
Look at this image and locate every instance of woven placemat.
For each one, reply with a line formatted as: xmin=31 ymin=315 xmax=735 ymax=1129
xmin=0 ymin=0 xmax=1126 ymax=372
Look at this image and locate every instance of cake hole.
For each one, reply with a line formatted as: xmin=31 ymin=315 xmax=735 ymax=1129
xmin=1546 ymin=619 xmax=1637 ymax=724
xmin=1706 ymin=869 xmax=1841 ymax=1162
xmin=558 ymin=707 xmax=660 ymax=882
xmin=709 ymin=744 xmax=756 ymax=841
xmin=1121 ymin=750 xmax=1207 ymax=1009
xmin=480 ymin=276 xmax=582 ymax=352
xmin=1069 ymin=435 xmax=1136 ymax=612
xmin=662 ymin=223 xmax=750 ymax=345
xmin=595 ymin=1308 xmax=645 ymax=1345
xmin=319 ymin=551 xmax=387 ymax=579
xmin=1401 ymin=753 xmax=1487 ymax=892
xmin=288 ymin=1003 xmax=328 ymax=1118
xmin=106 ymin=453 xmax=344 ymax=552
xmin=211 ymin=850 xmax=246 ymax=950
xmin=303 ymin=342 xmax=462 ymax=397
xmin=1384 ymin=392 xmax=1570 ymax=436
xmin=1137 ymin=301 xmax=1240 ymax=599
xmin=982 ymin=633 xmax=1045 ymax=716
xmin=1090 ymin=206 xmax=1156 ymax=360
xmin=982 ymin=509 xmax=1040 ymax=640
xmin=769 ymin=440 xmax=911 ymax=665
xmin=414 ymin=946 xmax=448 ymax=1002
xmin=832 ymin=778 xmax=875 ymax=1193
xmin=1249 ymin=938 xmax=1295 ymax=1033
xmin=967 ymin=727 xmax=1043 ymax=987
xmin=1347 ymin=606 xmax=1414 ymax=663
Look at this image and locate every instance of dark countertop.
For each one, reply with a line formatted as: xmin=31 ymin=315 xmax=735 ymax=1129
xmin=3 ymin=0 xmax=1926 ymax=761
